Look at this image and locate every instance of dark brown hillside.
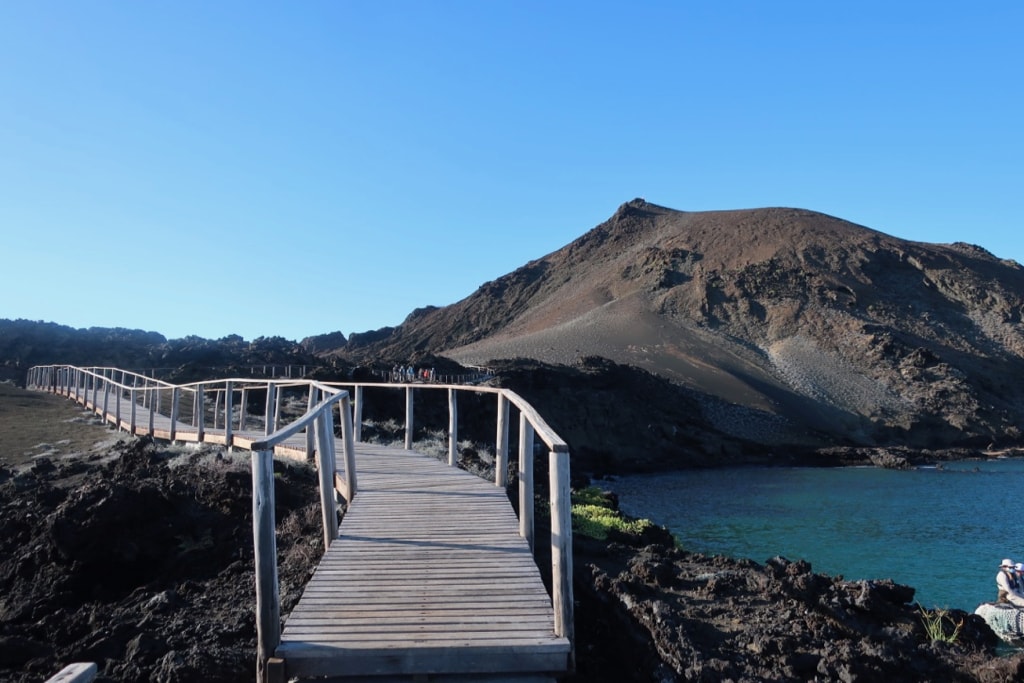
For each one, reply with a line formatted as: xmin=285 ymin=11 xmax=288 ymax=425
xmin=336 ymin=199 xmax=1024 ymax=459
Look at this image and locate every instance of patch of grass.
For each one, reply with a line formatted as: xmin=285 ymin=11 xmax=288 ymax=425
xmin=918 ymin=603 xmax=963 ymax=643
xmin=570 ymin=486 xmax=655 ymax=541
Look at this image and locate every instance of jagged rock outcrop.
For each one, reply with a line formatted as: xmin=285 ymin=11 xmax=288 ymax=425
xmin=300 ymin=330 xmax=347 ymax=354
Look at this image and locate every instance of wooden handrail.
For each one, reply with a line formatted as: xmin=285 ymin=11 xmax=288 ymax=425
xmin=27 ymin=364 xmax=576 ymax=669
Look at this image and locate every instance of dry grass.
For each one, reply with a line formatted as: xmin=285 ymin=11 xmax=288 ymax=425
xmin=0 ymin=382 xmax=127 ymax=469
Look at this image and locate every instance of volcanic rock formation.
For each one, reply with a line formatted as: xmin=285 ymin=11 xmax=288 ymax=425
xmin=337 ymin=200 xmax=1024 ymax=457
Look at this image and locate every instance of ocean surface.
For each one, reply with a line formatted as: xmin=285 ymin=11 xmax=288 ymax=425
xmin=608 ymin=458 xmax=1024 ymax=612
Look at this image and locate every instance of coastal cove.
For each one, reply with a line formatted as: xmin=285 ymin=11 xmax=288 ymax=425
xmin=608 ymin=458 xmax=1024 ymax=614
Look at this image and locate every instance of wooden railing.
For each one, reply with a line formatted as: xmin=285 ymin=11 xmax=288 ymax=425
xmin=27 ymin=365 xmax=575 ymax=673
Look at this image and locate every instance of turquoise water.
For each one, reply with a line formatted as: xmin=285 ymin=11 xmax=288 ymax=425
xmin=609 ymin=459 xmax=1024 ymax=612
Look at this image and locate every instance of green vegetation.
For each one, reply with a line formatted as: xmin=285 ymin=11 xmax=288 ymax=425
xmin=570 ymin=486 xmax=656 ymax=541
xmin=917 ymin=603 xmax=963 ymax=644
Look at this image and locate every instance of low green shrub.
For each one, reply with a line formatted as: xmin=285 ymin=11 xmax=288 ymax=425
xmin=570 ymin=487 xmax=656 ymax=541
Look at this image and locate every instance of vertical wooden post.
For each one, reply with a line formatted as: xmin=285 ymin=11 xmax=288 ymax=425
xmin=404 ymin=387 xmax=414 ymax=450
xmin=114 ymin=377 xmax=122 ymax=431
xmin=519 ymin=414 xmax=535 ymax=552
xmin=273 ymin=386 xmax=282 ymax=431
xmin=550 ymin=448 xmax=575 ymax=668
xmin=148 ymin=385 xmax=155 ymax=435
xmin=92 ymin=373 xmax=100 ymax=412
xmin=103 ymin=379 xmax=111 ymax=426
xmin=214 ymin=390 xmax=222 ymax=429
xmin=264 ymin=383 xmax=277 ymax=436
xmin=197 ymin=385 xmax=206 ymax=442
xmin=353 ymin=386 xmax=363 ymax=443
xmin=495 ymin=394 xmax=510 ymax=487
xmin=129 ymin=386 xmax=138 ymax=435
xmin=225 ymin=382 xmax=235 ymax=447
xmin=448 ymin=388 xmax=458 ymax=466
xmin=305 ymin=386 xmax=318 ymax=457
xmin=239 ymin=388 xmax=248 ymax=431
xmin=314 ymin=411 xmax=338 ymax=547
xmin=252 ymin=449 xmax=281 ymax=683
xmin=170 ymin=387 xmax=180 ymax=441
xmin=340 ymin=394 xmax=357 ymax=501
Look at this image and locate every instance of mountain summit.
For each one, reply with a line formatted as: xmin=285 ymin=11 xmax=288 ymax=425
xmin=342 ymin=199 xmax=1024 ymax=453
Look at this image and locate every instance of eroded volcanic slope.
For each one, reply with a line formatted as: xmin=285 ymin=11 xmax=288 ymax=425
xmin=342 ymin=199 xmax=1024 ymax=452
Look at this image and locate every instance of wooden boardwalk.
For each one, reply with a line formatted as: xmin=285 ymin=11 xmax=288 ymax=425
xmin=276 ymin=442 xmax=570 ymax=681
xmin=32 ymin=368 xmax=573 ymax=682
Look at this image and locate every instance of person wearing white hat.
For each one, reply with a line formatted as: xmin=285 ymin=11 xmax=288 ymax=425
xmin=996 ymin=559 xmax=1024 ymax=606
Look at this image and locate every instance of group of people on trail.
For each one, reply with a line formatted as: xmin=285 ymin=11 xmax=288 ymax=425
xmin=996 ymin=558 xmax=1024 ymax=606
xmin=389 ymin=365 xmax=436 ymax=383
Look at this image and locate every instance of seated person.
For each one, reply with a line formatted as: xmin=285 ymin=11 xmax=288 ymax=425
xmin=997 ymin=558 xmax=1024 ymax=607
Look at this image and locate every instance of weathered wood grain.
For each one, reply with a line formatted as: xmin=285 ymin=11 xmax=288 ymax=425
xmin=276 ymin=445 xmax=570 ymax=679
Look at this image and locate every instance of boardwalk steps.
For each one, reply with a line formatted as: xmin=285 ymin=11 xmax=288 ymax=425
xmin=28 ymin=366 xmax=573 ymax=682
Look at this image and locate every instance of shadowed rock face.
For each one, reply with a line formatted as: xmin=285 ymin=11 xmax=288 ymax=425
xmin=336 ymin=199 xmax=1024 ymax=458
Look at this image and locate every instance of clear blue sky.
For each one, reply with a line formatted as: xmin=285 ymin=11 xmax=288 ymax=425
xmin=2 ymin=2 xmax=1021 ymax=342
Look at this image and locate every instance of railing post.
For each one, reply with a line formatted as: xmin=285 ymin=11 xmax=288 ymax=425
xmin=550 ymin=448 xmax=575 ymax=668
xmin=129 ymin=383 xmax=138 ymax=436
xmin=305 ymin=386 xmax=318 ymax=457
xmin=339 ymin=394 xmax=357 ymax=501
xmin=448 ymin=388 xmax=458 ymax=467
xmin=353 ymin=386 xmax=363 ymax=443
xmin=148 ymin=384 xmax=155 ymax=435
xmin=214 ymin=390 xmax=222 ymax=430
xmin=251 ymin=448 xmax=281 ymax=683
xmin=102 ymin=378 xmax=111 ymax=425
xmin=239 ymin=387 xmax=248 ymax=432
xmin=114 ymin=377 xmax=122 ymax=431
xmin=314 ymin=411 xmax=338 ymax=547
xmin=92 ymin=372 xmax=100 ymax=411
xmin=170 ymin=387 xmax=180 ymax=441
xmin=197 ymin=385 xmax=205 ymax=442
xmin=404 ymin=386 xmax=414 ymax=450
xmin=264 ymin=383 xmax=277 ymax=436
xmin=519 ymin=414 xmax=535 ymax=552
xmin=495 ymin=393 xmax=510 ymax=487
xmin=225 ymin=381 xmax=234 ymax=448
xmin=274 ymin=386 xmax=282 ymax=430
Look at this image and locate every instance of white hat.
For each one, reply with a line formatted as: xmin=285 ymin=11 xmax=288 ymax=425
xmin=1002 ymin=559 xmax=1014 ymax=568
xmin=1015 ymin=563 xmax=1023 ymax=572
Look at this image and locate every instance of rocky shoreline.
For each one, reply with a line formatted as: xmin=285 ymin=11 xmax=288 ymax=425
xmin=570 ymin=506 xmax=1024 ymax=682
xmin=2 ymin=437 xmax=1024 ymax=682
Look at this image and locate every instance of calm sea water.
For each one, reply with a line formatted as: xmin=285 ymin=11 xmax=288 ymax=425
xmin=609 ymin=459 xmax=1024 ymax=612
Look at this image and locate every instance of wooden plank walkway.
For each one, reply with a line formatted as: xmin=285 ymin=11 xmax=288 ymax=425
xmin=61 ymin=383 xmax=571 ymax=681
xmin=275 ymin=442 xmax=569 ymax=680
